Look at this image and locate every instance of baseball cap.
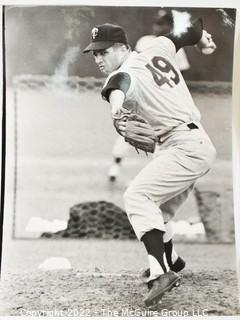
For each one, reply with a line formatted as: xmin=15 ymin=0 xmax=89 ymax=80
xmin=83 ymin=23 xmax=129 ymax=53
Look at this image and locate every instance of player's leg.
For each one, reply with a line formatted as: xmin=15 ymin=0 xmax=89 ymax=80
xmin=142 ymin=241 xmax=185 ymax=278
xmin=141 ymin=222 xmax=186 ymax=277
xmin=123 ymin=149 xmax=206 ymax=240
xmin=141 ymin=186 xmax=194 ymax=278
xmin=142 ymin=224 xmax=187 ymax=278
xmin=161 ymin=188 xmax=194 ymax=271
xmin=123 ymin=132 xmax=215 ymax=305
xmin=164 ymin=238 xmax=186 ymax=272
xmin=108 ymin=136 xmax=130 ymax=181
xmin=123 ymin=153 xmax=194 ymax=305
xmin=140 ymin=228 xmax=181 ymax=306
xmin=124 ymin=125 xmax=216 ymax=241
xmin=141 ymin=228 xmax=169 ymax=280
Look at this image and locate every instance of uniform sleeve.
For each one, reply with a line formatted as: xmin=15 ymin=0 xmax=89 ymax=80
xmin=101 ymin=72 xmax=131 ymax=102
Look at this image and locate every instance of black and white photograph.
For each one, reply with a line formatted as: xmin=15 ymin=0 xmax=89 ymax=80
xmin=0 ymin=0 xmax=240 ymax=317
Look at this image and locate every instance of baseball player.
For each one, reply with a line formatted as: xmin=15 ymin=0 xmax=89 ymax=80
xmin=108 ymin=9 xmax=191 ymax=182
xmin=83 ymin=19 xmax=216 ymax=306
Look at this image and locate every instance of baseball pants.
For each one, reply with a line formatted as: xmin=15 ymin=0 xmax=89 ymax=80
xmin=123 ymin=122 xmax=216 ymax=240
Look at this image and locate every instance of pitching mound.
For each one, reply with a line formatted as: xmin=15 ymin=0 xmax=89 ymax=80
xmin=0 ymin=269 xmax=239 ymax=316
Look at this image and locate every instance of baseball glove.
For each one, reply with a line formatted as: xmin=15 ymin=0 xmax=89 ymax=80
xmin=124 ymin=114 xmax=157 ymax=154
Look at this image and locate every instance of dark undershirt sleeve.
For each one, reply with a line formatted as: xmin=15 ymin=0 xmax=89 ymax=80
xmin=166 ymin=18 xmax=203 ymax=51
xmin=101 ymin=72 xmax=131 ymax=102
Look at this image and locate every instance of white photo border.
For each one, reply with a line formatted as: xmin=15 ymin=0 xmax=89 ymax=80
xmin=0 ymin=0 xmax=240 ymax=312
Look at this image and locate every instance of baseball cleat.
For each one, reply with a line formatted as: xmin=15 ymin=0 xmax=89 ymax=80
xmin=144 ymin=271 xmax=181 ymax=307
xmin=141 ymin=256 xmax=186 ymax=278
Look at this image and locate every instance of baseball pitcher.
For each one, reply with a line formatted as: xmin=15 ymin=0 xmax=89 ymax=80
xmin=83 ymin=18 xmax=216 ymax=306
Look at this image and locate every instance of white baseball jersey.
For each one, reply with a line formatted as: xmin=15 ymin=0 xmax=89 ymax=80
xmin=101 ymin=31 xmax=216 ymax=242
xmin=135 ymin=35 xmax=190 ymax=71
xmin=102 ymin=36 xmax=201 ymax=136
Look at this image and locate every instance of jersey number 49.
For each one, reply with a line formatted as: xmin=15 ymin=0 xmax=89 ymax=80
xmin=146 ymin=56 xmax=180 ymax=88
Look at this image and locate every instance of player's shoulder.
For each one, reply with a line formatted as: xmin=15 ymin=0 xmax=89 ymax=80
xmin=145 ymin=36 xmax=176 ymax=53
xmin=135 ymin=35 xmax=156 ymax=52
xmin=136 ymin=35 xmax=176 ymax=61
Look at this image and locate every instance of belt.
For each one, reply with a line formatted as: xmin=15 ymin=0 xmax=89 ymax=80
xmin=157 ymin=122 xmax=199 ymax=143
xmin=187 ymin=122 xmax=199 ymax=129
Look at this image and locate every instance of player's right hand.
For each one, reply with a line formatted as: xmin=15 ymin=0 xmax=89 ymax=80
xmin=112 ymin=106 xmax=131 ymax=120
xmin=197 ymin=30 xmax=217 ymax=55
xmin=113 ymin=118 xmax=127 ymax=137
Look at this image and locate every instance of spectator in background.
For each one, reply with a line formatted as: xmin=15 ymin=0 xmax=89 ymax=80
xmin=108 ymin=9 xmax=191 ymax=182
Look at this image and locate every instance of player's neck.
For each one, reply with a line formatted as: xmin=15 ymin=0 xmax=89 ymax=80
xmin=120 ymin=50 xmax=131 ymax=66
xmin=112 ymin=49 xmax=131 ymax=73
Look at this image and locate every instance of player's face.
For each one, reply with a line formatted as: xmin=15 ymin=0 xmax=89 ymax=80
xmin=93 ymin=46 xmax=123 ymax=75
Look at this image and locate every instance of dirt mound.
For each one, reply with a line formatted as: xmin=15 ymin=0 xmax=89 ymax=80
xmin=0 ymin=269 xmax=239 ymax=316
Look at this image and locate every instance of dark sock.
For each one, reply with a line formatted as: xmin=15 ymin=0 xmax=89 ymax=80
xmin=164 ymin=239 xmax=174 ymax=267
xmin=141 ymin=229 xmax=167 ymax=273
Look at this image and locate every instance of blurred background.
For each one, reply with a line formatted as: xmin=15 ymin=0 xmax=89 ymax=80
xmin=5 ymin=6 xmax=235 ymax=82
xmin=3 ymin=6 xmax=236 ymax=242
